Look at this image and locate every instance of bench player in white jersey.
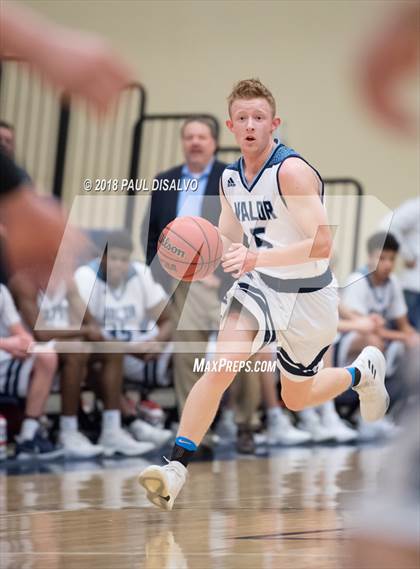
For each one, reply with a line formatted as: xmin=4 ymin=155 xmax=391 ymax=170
xmin=74 ymin=230 xmax=173 ymax=447
xmin=139 ymin=78 xmax=389 ymax=510
xmin=0 ymin=283 xmax=61 ymax=459
xmin=339 ymin=231 xmax=418 ymax=376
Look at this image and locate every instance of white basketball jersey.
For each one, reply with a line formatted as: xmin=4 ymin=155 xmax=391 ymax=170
xmin=342 ymin=270 xmax=407 ymax=322
xmin=0 ymin=284 xmax=21 ymax=338
xmin=37 ymin=282 xmax=70 ymax=329
xmin=74 ymin=260 xmax=167 ymax=341
xmin=222 ymin=141 xmax=329 ymax=280
xmin=0 ymin=284 xmax=22 ymax=365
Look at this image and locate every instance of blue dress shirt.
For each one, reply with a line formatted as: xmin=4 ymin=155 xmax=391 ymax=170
xmin=176 ymin=159 xmax=214 ymax=218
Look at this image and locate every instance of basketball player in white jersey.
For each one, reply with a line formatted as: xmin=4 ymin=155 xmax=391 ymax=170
xmin=74 ymin=230 xmax=174 ymax=447
xmin=139 ymin=79 xmax=389 ymax=510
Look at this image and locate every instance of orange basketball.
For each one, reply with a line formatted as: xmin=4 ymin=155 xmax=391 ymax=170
xmin=157 ymin=216 xmax=223 ymax=282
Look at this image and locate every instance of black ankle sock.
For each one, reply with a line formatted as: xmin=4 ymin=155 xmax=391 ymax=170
xmin=352 ymin=367 xmax=362 ymax=387
xmin=170 ymin=444 xmax=196 ymax=467
xmin=170 ymin=437 xmax=197 ymax=467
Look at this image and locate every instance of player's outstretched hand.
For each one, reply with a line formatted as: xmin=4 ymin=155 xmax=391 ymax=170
xmin=2 ymin=2 xmax=133 ymax=115
xmin=357 ymin=4 xmax=419 ymax=135
xmin=222 ymin=243 xmax=257 ymax=278
xmin=33 ymin=29 xmax=133 ymax=114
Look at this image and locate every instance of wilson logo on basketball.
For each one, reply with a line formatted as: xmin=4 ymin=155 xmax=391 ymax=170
xmin=159 ymin=235 xmax=186 ymax=258
xmin=157 ymin=216 xmax=222 ymax=282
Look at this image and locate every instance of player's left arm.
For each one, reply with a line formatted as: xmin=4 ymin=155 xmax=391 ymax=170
xmin=259 ymin=159 xmax=333 ymax=267
xmin=222 ymin=159 xmax=332 ymax=277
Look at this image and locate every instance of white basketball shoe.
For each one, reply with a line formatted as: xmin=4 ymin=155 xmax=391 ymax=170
xmin=138 ymin=460 xmax=188 ymax=511
xmin=351 ymin=346 xmax=389 ymax=422
xmin=267 ymin=411 xmax=312 ymax=445
xmin=297 ymin=408 xmax=333 ymax=443
xmin=129 ymin=419 xmax=173 ymax=447
xmin=99 ymin=428 xmax=155 ymax=457
xmin=59 ymin=430 xmax=104 ymax=458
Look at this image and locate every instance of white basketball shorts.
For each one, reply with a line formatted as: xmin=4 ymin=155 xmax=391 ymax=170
xmin=221 ymin=269 xmax=339 ymax=382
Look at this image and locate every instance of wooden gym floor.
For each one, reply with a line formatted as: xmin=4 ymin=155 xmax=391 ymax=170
xmin=0 ymin=444 xmax=391 ymax=569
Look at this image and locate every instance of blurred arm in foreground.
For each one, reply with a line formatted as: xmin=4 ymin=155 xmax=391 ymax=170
xmin=0 ymin=1 xmax=134 ymax=278
xmin=357 ymin=3 xmax=419 ymax=135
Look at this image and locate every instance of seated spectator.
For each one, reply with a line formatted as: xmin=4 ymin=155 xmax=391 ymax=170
xmin=0 ymin=283 xmax=61 ymax=460
xmin=340 ymin=232 xmax=418 ymax=369
xmin=336 ymin=232 xmax=419 ymax=437
xmin=9 ymin=269 xmax=154 ymax=458
xmin=74 ymin=230 xmax=173 ymax=447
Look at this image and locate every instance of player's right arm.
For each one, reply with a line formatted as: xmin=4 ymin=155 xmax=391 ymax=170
xmin=218 ymin=184 xmax=243 ymax=256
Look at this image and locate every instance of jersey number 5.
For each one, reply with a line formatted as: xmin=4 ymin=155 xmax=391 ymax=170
xmin=251 ymin=227 xmax=273 ymax=249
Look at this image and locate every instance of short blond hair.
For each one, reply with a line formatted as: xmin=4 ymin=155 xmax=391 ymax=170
xmin=227 ymin=79 xmax=276 ymax=116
